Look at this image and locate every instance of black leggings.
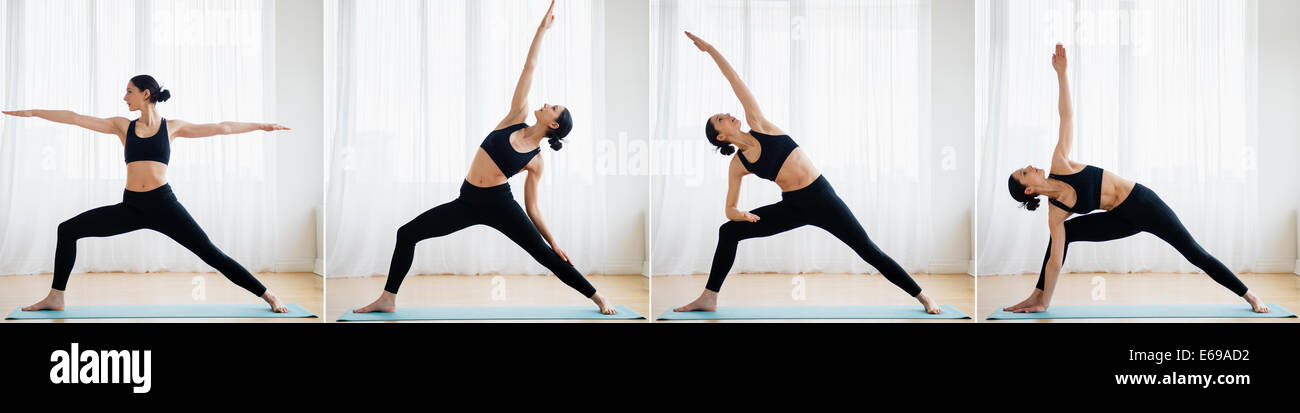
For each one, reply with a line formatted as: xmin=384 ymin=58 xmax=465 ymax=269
xmin=383 ymin=180 xmax=598 ymax=297
xmin=707 ymin=175 xmax=923 ymax=296
xmin=52 ymin=184 xmax=267 ymax=296
xmin=1036 ymin=183 xmax=1248 ymax=296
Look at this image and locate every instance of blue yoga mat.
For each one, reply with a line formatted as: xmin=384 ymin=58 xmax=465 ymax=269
xmin=5 ymin=303 xmax=317 ymax=320
xmin=336 ymin=305 xmax=645 ymax=321
xmin=986 ymin=304 xmax=1297 ymax=320
xmin=656 ymin=304 xmax=970 ymax=320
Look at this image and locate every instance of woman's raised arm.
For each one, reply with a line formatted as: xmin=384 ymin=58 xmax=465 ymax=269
xmin=1051 ymin=43 xmax=1074 ymax=171
xmin=684 ymin=31 xmax=783 ymax=135
xmin=497 ymin=0 xmax=557 ymax=130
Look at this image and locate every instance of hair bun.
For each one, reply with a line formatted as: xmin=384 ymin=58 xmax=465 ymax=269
xmin=1025 ymin=197 xmax=1041 ymax=211
xmin=548 ymin=136 xmax=563 ymax=151
xmin=155 ymin=89 xmax=172 ymax=102
xmin=719 ymin=144 xmax=735 ymax=156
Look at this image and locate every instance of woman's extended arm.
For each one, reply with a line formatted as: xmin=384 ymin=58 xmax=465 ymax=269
xmin=172 ymin=120 xmax=289 ymax=139
xmin=684 ymin=31 xmax=783 ymax=135
xmin=522 ymin=156 xmax=571 ymax=262
xmin=724 ymin=155 xmax=760 ymax=222
xmin=1027 ymin=208 xmax=1071 ymax=312
xmin=3 ymin=110 xmax=127 ymax=136
xmin=1051 ymin=43 xmax=1074 ymax=170
xmin=497 ymin=0 xmax=557 ymax=130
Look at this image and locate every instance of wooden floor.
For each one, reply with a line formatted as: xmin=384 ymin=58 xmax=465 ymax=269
xmin=326 ymin=274 xmax=650 ymax=323
xmin=0 ymin=272 xmax=324 ymax=323
xmin=978 ymin=272 xmax=1300 ymax=323
xmin=651 ymin=273 xmax=975 ymax=323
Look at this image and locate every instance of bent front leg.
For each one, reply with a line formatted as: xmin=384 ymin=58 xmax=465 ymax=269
xmin=52 ymin=203 xmax=147 ymax=291
xmin=384 ymin=199 xmax=478 ymax=294
xmin=706 ymin=201 xmax=804 ymax=293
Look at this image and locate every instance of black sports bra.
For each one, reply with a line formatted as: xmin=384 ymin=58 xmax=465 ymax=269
xmin=125 ymin=118 xmax=170 ymax=165
xmin=1049 ymin=165 xmax=1104 ymax=213
xmin=738 ymin=131 xmax=798 ymax=181
xmin=479 ymin=123 xmax=539 ymax=178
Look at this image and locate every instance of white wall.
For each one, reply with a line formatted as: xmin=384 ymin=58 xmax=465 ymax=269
xmin=603 ymin=0 xmax=650 ymax=275
xmin=931 ymin=0 xmax=976 ymax=274
xmin=272 ymin=0 xmax=323 ymax=273
xmin=1258 ymin=0 xmax=1299 ymax=274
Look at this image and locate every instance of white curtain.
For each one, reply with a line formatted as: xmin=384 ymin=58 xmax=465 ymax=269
xmin=976 ymin=0 xmax=1258 ymax=275
xmin=0 ymin=0 xmax=279 ymax=276
xmin=650 ymin=0 xmax=934 ymax=275
xmin=324 ymin=0 xmax=608 ymax=277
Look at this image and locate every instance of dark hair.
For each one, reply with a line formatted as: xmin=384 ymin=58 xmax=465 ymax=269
xmin=1007 ymin=173 xmax=1040 ymax=211
xmin=704 ymin=117 xmax=734 ymax=156
xmin=130 ymin=75 xmax=171 ymax=103
xmin=545 ymin=108 xmax=573 ymax=151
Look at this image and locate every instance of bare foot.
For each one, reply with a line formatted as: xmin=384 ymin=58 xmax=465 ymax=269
xmin=1243 ymin=291 xmax=1269 ymax=313
xmin=22 ymin=289 xmax=65 ymax=311
xmin=261 ymin=290 xmax=288 ymax=313
xmin=591 ymin=292 xmax=618 ymax=315
xmin=673 ymin=290 xmax=717 ymax=312
xmin=916 ymin=292 xmax=943 ymax=314
xmin=1012 ymin=303 xmax=1048 ymax=313
xmin=1003 ymin=289 xmax=1043 ymax=312
xmin=1010 ymin=296 xmax=1049 ymax=313
xmin=353 ymin=291 xmax=397 ymax=313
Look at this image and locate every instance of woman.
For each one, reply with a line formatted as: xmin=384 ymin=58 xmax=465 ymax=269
xmin=673 ymin=31 xmax=943 ymax=314
xmin=1004 ymin=44 xmax=1267 ymax=313
xmin=3 ymin=74 xmax=291 ymax=313
xmin=354 ymin=1 xmax=617 ymax=315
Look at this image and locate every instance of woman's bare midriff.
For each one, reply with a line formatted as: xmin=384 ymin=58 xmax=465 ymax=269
xmin=464 ymin=148 xmax=512 ymax=188
xmin=125 ymin=161 xmax=168 ymax=192
xmin=773 ymin=148 xmax=821 ymax=192
xmin=1098 ymin=169 xmax=1136 ymax=210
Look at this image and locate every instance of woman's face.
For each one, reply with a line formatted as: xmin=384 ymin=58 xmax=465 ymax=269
xmin=534 ymin=103 xmax=566 ymax=129
xmin=1013 ymin=165 xmax=1047 ymax=190
xmin=123 ymin=81 xmax=148 ymax=111
xmin=710 ymin=113 xmax=742 ymax=140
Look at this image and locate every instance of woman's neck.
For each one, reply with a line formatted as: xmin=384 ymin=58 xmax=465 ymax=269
xmin=731 ymin=132 xmax=758 ymax=151
xmin=1033 ymin=179 xmax=1071 ymax=201
xmin=138 ymin=105 xmax=161 ymax=126
xmin=522 ymin=123 xmax=548 ymax=145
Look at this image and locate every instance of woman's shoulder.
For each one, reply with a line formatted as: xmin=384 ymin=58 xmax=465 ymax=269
xmin=491 ymin=122 xmax=528 ymax=133
xmin=1049 ymin=159 xmax=1087 ymax=176
xmin=749 ymin=126 xmax=789 ymax=138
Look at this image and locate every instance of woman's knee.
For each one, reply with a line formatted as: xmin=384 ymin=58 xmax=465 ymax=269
xmin=395 ymin=222 xmax=421 ymax=245
xmin=718 ymin=221 xmax=745 ymax=242
xmin=56 ymin=219 xmax=82 ymax=240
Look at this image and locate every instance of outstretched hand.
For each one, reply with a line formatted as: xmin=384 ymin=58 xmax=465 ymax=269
xmin=684 ymin=31 xmax=713 ymax=52
xmin=552 ymin=245 xmax=571 ymax=263
xmin=1052 ymin=43 xmax=1067 ymax=73
xmin=538 ymin=0 xmax=556 ymax=31
xmin=261 ymin=123 xmax=290 ymax=131
xmin=2 ymin=110 xmax=34 ymax=117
